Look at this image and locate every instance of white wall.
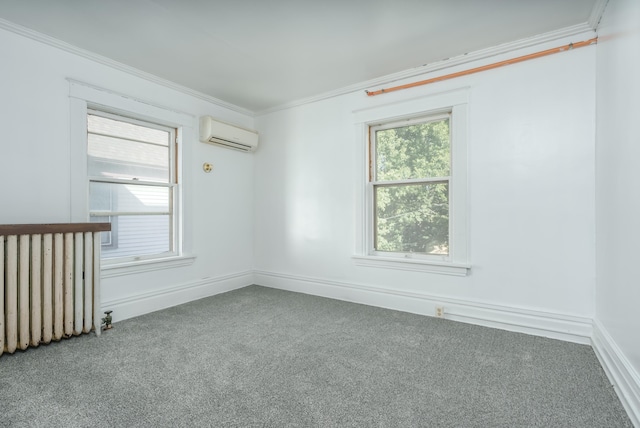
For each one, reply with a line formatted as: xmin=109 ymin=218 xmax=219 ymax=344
xmin=0 ymin=26 xmax=255 ymax=319
xmin=594 ymin=0 xmax=640 ymax=423
xmin=254 ymin=35 xmax=597 ymax=341
xmin=0 ymin=19 xmax=599 ymax=339
xmin=3 ymin=11 xmax=637 ymax=422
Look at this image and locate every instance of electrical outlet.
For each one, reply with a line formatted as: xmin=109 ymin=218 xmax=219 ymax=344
xmin=435 ymin=305 xmax=444 ymax=318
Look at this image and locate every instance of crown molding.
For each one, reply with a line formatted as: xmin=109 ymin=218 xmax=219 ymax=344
xmin=1 ymin=14 xmax=601 ymax=119
xmin=256 ymin=23 xmax=596 ymax=116
xmin=0 ymin=17 xmax=254 ymax=117
xmin=588 ymin=0 xmax=610 ymax=30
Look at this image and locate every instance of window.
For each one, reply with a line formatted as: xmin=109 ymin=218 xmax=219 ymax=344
xmin=87 ymin=110 xmax=178 ymax=261
xmin=353 ymin=88 xmax=469 ymax=276
xmin=370 ymin=114 xmax=451 ymax=257
xmin=69 ymin=80 xmax=195 ymax=275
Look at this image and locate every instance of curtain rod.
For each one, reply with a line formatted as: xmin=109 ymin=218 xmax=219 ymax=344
xmin=365 ymin=37 xmax=598 ymax=97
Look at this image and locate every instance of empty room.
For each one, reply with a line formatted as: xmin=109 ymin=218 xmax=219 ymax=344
xmin=0 ymin=0 xmax=638 ymax=426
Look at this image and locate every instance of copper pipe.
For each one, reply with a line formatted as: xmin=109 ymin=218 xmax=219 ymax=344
xmin=366 ymin=38 xmax=598 ymax=97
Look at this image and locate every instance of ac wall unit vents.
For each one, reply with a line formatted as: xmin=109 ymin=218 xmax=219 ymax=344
xmin=199 ymin=116 xmax=259 ymax=152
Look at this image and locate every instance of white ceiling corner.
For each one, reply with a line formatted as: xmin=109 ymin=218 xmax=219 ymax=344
xmin=588 ymin=0 xmax=611 ymax=29
xmin=0 ymin=0 xmax=603 ymax=114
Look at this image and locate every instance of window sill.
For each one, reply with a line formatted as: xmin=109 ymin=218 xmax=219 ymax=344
xmin=101 ymin=254 xmax=196 ymax=278
xmin=352 ymin=255 xmax=470 ymax=276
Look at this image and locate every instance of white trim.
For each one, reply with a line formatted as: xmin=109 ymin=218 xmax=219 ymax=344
xmin=253 ymin=270 xmax=593 ymax=345
xmin=256 ymin=25 xmax=596 ymax=115
xmin=0 ymin=17 xmax=596 ymax=117
xmin=69 ymin=79 xmax=195 ymax=266
xmin=69 ymin=96 xmax=89 ymax=222
xmin=352 ymin=255 xmax=469 ymax=276
xmin=354 ymin=88 xmax=469 ymax=273
xmin=353 ymin=88 xmax=469 ymax=124
xmin=0 ymin=18 xmax=253 ymax=117
xmin=101 ymin=270 xmax=253 ymax=323
xmin=588 ymin=0 xmax=610 ymax=30
xmin=68 ymin=79 xmax=194 ymax=126
xmin=101 ymin=255 xmax=196 ymax=278
xmin=592 ymin=320 xmax=640 ymax=427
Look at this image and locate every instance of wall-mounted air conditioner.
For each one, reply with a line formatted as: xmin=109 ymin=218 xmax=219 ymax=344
xmin=199 ymin=116 xmax=259 ymax=152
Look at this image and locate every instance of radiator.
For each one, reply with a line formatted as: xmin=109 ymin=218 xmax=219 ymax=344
xmin=0 ymin=223 xmax=110 ymax=356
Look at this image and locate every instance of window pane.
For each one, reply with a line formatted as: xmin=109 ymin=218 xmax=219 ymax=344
xmin=374 ymin=182 xmax=449 ymax=254
xmin=92 ymin=214 xmax=171 ymax=259
xmin=88 ymin=133 xmax=169 ymax=182
xmin=91 ymin=216 xmax=114 ymax=246
xmin=87 ymin=111 xmax=177 ymax=262
xmin=89 ymin=182 xmax=170 ymax=214
xmin=88 ymin=114 xmax=169 ymax=146
xmin=375 ymin=118 xmax=450 ymax=181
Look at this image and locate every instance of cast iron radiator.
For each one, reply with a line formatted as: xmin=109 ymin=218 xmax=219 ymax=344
xmin=0 ymin=223 xmax=110 ymax=356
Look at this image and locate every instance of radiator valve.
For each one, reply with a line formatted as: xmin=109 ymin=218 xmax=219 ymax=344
xmin=102 ymin=310 xmax=113 ymax=330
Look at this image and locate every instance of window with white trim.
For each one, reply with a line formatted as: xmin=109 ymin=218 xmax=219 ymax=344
xmin=370 ymin=113 xmax=451 ymax=257
xmin=87 ymin=110 xmax=178 ymax=261
xmin=353 ymin=89 xmax=469 ymax=276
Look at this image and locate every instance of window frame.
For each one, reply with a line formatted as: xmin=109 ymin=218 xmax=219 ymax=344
xmin=69 ymin=80 xmax=195 ymax=276
xmin=352 ymin=88 xmax=470 ymax=276
xmin=369 ymin=112 xmax=452 ymax=261
xmin=87 ymin=109 xmax=179 ymax=262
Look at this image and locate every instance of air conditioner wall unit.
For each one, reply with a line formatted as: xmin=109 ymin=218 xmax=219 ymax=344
xmin=199 ymin=116 xmax=259 ymax=152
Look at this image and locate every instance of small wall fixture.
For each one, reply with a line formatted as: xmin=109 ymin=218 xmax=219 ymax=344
xmin=203 ymin=163 xmax=213 ymax=173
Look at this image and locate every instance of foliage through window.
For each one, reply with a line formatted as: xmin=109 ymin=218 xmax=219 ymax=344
xmin=370 ymin=114 xmax=451 ymax=257
xmin=87 ymin=111 xmax=178 ymax=260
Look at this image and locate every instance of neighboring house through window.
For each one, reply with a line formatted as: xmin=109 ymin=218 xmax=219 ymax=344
xmin=69 ymin=80 xmax=195 ymax=275
xmin=87 ymin=111 xmax=177 ymax=261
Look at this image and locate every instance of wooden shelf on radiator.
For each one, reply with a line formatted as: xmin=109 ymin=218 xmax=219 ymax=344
xmin=0 ymin=223 xmax=111 ymax=236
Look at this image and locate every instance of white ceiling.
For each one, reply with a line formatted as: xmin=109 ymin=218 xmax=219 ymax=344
xmin=0 ymin=0 xmax=600 ymax=113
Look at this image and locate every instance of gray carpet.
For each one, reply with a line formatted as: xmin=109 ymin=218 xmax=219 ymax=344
xmin=0 ymin=285 xmax=632 ymax=427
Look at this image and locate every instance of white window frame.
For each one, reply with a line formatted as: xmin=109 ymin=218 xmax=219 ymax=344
xmin=69 ymin=80 xmax=195 ymax=277
xmin=369 ymin=112 xmax=452 ymax=260
xmin=352 ymin=88 xmax=470 ymax=276
xmin=87 ymin=109 xmax=179 ymax=261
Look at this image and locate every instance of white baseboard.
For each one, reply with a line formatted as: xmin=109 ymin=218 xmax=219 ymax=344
xmin=253 ymin=270 xmax=593 ymax=345
xmin=97 ymin=268 xmax=638 ymax=425
xmin=592 ymin=320 xmax=640 ymax=427
xmin=101 ymin=270 xmax=254 ymax=323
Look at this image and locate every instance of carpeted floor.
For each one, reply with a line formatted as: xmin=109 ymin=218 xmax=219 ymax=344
xmin=0 ymin=285 xmax=633 ymax=427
